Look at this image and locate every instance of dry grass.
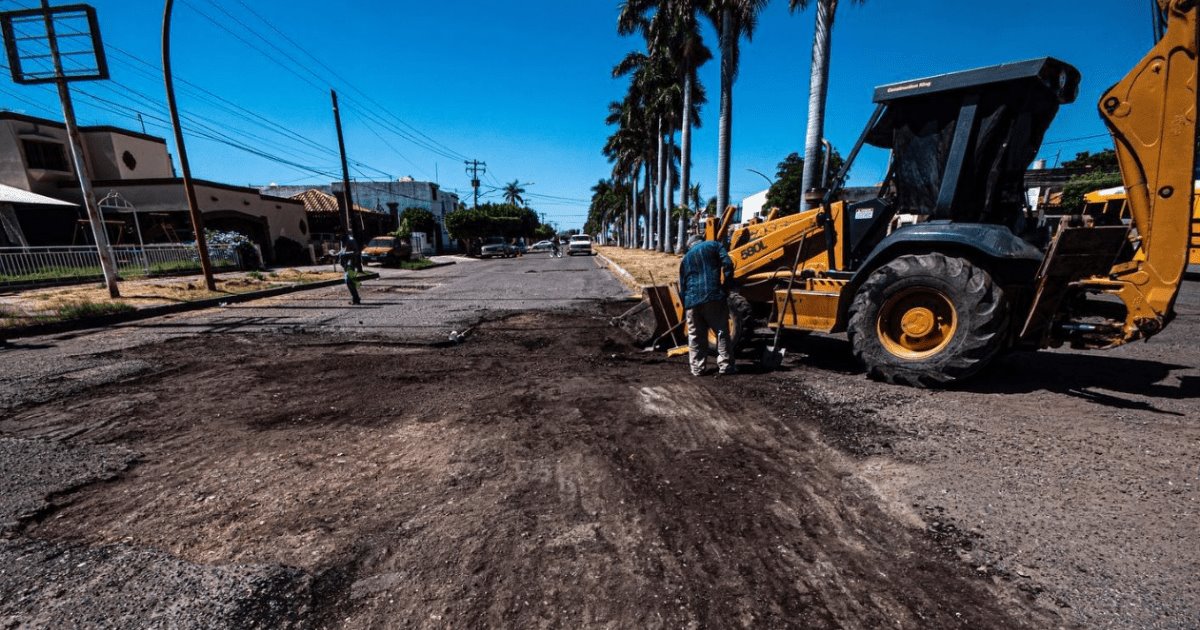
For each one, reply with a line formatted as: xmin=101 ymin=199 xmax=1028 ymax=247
xmin=595 ymin=246 xmax=681 ymax=292
xmin=0 ymin=268 xmax=340 ymax=328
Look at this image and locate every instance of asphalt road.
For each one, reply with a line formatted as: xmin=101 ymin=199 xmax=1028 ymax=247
xmin=0 ymin=252 xmax=628 ymax=411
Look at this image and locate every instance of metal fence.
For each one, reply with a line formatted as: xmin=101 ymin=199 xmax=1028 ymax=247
xmin=0 ymin=244 xmax=240 ymax=287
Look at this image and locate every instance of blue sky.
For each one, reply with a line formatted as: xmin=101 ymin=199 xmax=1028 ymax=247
xmin=0 ymin=0 xmax=1154 ymax=229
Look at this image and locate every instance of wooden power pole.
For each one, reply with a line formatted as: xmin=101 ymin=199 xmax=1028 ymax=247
xmin=162 ymin=0 xmax=216 ymax=291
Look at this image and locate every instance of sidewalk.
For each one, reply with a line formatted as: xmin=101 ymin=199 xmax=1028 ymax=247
xmin=0 ymin=267 xmax=345 ymax=333
xmin=594 ymin=245 xmax=681 ymax=294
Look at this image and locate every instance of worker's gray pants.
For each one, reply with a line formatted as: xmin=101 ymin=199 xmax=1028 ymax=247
xmin=686 ymin=300 xmax=732 ymax=376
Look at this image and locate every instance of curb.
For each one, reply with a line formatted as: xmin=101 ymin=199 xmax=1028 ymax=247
xmin=594 ymin=252 xmax=644 ymax=296
xmin=1 ymin=272 xmax=379 ymax=340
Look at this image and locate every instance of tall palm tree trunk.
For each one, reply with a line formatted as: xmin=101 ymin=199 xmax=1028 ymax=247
xmin=665 ymin=126 xmax=675 ymax=253
xmin=679 ymin=73 xmax=693 ymax=253
xmin=656 ymin=118 xmax=666 ymax=252
xmin=643 ymin=166 xmax=652 ymax=249
xmin=801 ymin=0 xmax=836 ymax=209
xmin=716 ymin=8 xmax=734 ymax=216
xmin=676 ymin=207 xmax=687 ymax=253
xmin=680 ymin=73 xmax=693 ymax=213
xmin=630 ymin=170 xmax=639 ymax=247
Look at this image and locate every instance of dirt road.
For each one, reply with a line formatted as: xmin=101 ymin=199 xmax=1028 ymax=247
xmin=1 ymin=307 xmax=1054 ymax=628
xmin=0 ymin=259 xmax=1195 ymax=628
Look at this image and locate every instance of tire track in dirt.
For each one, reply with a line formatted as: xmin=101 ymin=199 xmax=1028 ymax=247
xmin=1 ymin=309 xmax=1061 ymax=628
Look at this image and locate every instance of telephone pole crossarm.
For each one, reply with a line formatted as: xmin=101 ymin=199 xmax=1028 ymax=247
xmin=464 ymin=160 xmax=486 ymax=209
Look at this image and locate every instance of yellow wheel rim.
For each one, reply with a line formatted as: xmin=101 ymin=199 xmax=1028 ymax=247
xmin=876 ymin=286 xmax=957 ymax=360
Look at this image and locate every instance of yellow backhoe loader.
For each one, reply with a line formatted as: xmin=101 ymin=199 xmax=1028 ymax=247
xmin=640 ymin=0 xmax=1199 ymax=387
xmin=1081 ymin=185 xmax=1200 ymax=274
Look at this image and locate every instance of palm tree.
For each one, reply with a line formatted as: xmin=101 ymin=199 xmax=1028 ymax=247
xmin=619 ymin=0 xmax=711 ymax=253
xmin=614 ymin=48 xmax=675 ymax=250
xmin=705 ymin=0 xmax=770 ymax=217
xmin=790 ymin=0 xmax=864 ymax=208
xmin=667 ymin=3 xmax=710 ymax=230
xmin=502 ymin=180 xmax=526 ymax=206
xmin=604 ymin=94 xmax=650 ymax=248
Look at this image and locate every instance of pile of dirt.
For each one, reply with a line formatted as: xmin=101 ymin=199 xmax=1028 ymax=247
xmin=0 ymin=309 xmax=1059 ymax=628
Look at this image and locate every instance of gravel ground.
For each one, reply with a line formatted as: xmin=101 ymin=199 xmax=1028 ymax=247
xmin=0 ymin=256 xmax=1195 ymax=628
xmin=742 ymin=280 xmax=1200 ymax=630
xmin=0 ymin=309 xmax=1054 ymax=628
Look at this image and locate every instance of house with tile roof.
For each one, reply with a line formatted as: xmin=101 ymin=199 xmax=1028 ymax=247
xmin=0 ymin=112 xmax=308 ymax=263
xmin=286 ymin=188 xmax=392 ymax=257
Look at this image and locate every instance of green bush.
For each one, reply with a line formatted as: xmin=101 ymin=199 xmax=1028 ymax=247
xmin=1061 ymin=171 xmax=1124 ymax=212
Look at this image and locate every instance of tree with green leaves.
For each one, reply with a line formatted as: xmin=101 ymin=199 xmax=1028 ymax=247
xmin=1058 ymin=149 xmax=1121 ymax=211
xmin=765 ymin=148 xmax=845 ymax=215
xmin=789 ymin=0 xmax=866 ymax=208
xmin=1061 ymin=149 xmax=1118 ymax=171
xmin=1061 ymin=171 xmax=1124 ymax=212
xmin=586 ymin=178 xmax=631 ymax=241
xmin=613 ymin=48 xmax=673 ymax=250
xmin=445 ymin=203 xmax=542 ymax=251
xmin=605 ymin=91 xmax=651 ymax=249
xmin=705 ymin=0 xmax=770 ymax=216
xmin=394 ymin=207 xmax=437 ymax=239
xmin=502 ymin=180 xmax=527 ymax=206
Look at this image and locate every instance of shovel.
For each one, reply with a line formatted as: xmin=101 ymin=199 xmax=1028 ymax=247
xmin=761 ymin=234 xmax=808 ymax=369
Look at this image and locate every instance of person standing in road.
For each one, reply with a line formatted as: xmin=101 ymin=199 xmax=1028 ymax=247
xmin=678 ymin=235 xmax=735 ymax=376
xmin=339 ymin=247 xmax=362 ymax=305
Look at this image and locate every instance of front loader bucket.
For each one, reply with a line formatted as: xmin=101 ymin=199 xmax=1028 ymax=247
xmin=644 ymin=284 xmax=687 ymax=350
xmin=611 ymin=284 xmax=686 ymax=351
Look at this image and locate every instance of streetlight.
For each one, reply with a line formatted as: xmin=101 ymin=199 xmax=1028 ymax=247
xmin=746 ymin=168 xmax=775 ymax=188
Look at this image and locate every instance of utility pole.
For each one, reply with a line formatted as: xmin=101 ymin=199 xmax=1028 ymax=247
xmin=330 ymin=89 xmax=362 ymax=272
xmin=464 ymin=159 xmax=486 ymax=209
xmin=163 ymin=0 xmax=216 ymax=291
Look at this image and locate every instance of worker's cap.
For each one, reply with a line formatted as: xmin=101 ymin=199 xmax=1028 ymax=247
xmin=686 ymin=235 xmax=703 ymax=249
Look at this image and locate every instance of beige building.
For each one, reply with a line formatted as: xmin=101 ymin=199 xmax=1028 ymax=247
xmin=0 ymin=112 xmax=308 ymax=262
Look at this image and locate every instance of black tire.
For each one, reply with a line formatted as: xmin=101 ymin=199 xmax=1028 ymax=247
xmin=847 ymin=253 xmax=1008 ymax=388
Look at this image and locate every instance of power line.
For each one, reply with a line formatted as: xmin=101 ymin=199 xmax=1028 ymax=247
xmin=185 ymin=0 xmax=469 ymax=166
xmin=225 ymin=0 xmax=470 ymax=162
xmin=1042 ymin=133 xmax=1110 ymax=145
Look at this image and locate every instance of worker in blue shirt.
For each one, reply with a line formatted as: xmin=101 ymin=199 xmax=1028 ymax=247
xmin=678 ymin=235 xmax=736 ymax=375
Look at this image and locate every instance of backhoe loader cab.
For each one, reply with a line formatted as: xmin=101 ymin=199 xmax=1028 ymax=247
xmin=641 ymin=2 xmax=1197 ymax=387
xmin=848 ymin=58 xmax=1080 ymax=260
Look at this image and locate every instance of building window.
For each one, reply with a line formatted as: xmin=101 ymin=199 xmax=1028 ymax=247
xmin=122 ymin=150 xmax=137 ymax=170
xmin=22 ymin=140 xmax=69 ymax=172
xmin=431 ymin=185 xmax=438 ymax=202
xmin=299 ymin=220 xmax=307 ymax=235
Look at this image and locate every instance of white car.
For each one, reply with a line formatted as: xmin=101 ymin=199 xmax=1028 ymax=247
xmin=530 ymin=240 xmax=554 ymax=253
xmin=567 ymin=234 xmax=594 ymax=256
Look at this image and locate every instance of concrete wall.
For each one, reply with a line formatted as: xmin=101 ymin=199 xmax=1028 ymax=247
xmin=92 ymin=180 xmax=309 ymax=261
xmin=81 ymin=131 xmax=174 ymax=181
xmin=0 ymin=118 xmax=77 ymax=198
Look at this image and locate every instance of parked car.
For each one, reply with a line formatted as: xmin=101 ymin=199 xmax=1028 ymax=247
xmin=530 ymin=240 xmax=554 ymax=253
xmin=567 ymin=234 xmax=594 ymax=256
xmin=479 ymin=236 xmax=516 ymax=259
xmin=361 ymin=236 xmax=413 ymax=266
